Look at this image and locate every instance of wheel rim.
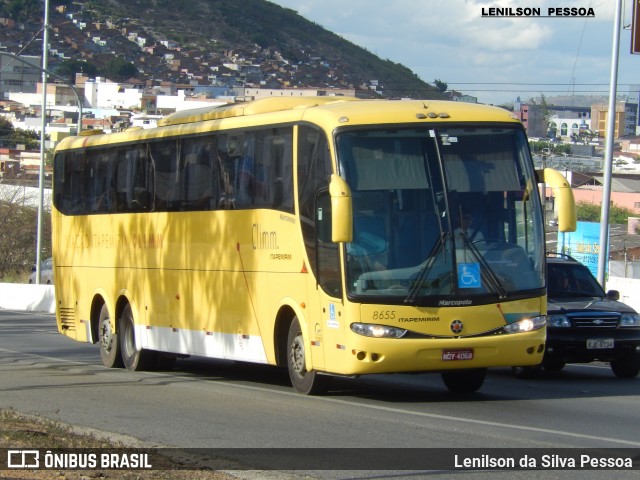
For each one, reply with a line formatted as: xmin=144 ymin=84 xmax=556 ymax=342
xmin=99 ymin=318 xmax=113 ymax=352
xmin=290 ymin=334 xmax=306 ymax=375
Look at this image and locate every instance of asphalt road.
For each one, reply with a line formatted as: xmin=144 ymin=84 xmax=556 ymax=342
xmin=1 ymin=309 xmax=639 ymax=479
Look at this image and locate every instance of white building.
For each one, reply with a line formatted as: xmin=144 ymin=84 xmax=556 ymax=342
xmin=83 ymin=77 xmax=143 ymax=110
xmin=548 ymin=115 xmax=591 ymax=142
xmin=156 ymin=90 xmax=226 ymax=112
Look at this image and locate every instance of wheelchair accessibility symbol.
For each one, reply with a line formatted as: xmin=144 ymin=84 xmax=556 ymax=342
xmin=458 ymin=263 xmax=481 ymax=288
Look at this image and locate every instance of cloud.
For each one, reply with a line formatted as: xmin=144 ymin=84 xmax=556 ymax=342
xmin=269 ymin=0 xmax=640 ymax=104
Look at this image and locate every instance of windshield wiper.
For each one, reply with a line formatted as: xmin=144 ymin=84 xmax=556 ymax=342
xmin=458 ymin=232 xmax=508 ymax=300
xmin=404 ymin=231 xmax=449 ymax=304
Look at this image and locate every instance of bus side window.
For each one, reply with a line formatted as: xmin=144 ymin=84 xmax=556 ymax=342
xmin=180 ymin=136 xmax=218 ymax=211
xmin=252 ymin=127 xmax=293 ymax=212
xmin=151 ymin=140 xmax=178 ymax=211
xmin=115 ymin=153 xmax=129 ymax=212
xmin=68 ymin=152 xmax=87 ymax=214
xmin=130 ymin=146 xmax=153 ymax=211
xmin=217 ymin=134 xmax=236 ymax=209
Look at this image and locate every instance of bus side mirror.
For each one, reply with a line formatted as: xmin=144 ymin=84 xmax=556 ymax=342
xmin=329 ymin=174 xmax=353 ymax=243
xmin=537 ymin=167 xmax=576 ymax=232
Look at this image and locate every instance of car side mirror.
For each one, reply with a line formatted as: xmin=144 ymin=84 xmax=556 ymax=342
xmin=606 ymin=290 xmax=620 ymax=301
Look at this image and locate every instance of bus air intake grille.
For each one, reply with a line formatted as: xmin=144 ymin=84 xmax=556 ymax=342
xmin=59 ymin=308 xmax=76 ymax=332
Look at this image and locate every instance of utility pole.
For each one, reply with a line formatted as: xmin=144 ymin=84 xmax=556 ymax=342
xmin=597 ymin=0 xmax=622 ymax=288
xmin=35 ymin=0 xmax=50 ymax=285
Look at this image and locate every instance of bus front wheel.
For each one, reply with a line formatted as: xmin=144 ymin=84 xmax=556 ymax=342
xmin=119 ymin=304 xmax=157 ymax=371
xmin=287 ymin=317 xmax=327 ymax=395
xmin=98 ymin=304 xmax=123 ymax=368
xmin=441 ymin=368 xmax=486 ymax=394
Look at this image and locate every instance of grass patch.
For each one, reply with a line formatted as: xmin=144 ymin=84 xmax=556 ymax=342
xmin=1 ymin=408 xmax=234 ymax=479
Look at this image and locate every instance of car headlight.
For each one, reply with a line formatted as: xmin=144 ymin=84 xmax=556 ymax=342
xmin=504 ymin=315 xmax=546 ymax=334
xmin=547 ymin=314 xmax=571 ymax=328
xmin=620 ymin=313 xmax=640 ymax=327
xmin=350 ymin=323 xmax=407 ymax=338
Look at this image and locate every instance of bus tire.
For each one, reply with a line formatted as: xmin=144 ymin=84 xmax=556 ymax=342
xmin=119 ymin=304 xmax=157 ymax=371
xmin=542 ymin=360 xmax=566 ymax=371
xmin=287 ymin=317 xmax=327 ymax=395
xmin=98 ymin=304 xmax=123 ymax=368
xmin=441 ymin=368 xmax=486 ymax=394
xmin=512 ymin=365 xmax=542 ymax=379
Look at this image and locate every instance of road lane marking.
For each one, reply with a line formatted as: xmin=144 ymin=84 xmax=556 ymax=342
xmin=1 ymin=346 xmax=638 ymax=447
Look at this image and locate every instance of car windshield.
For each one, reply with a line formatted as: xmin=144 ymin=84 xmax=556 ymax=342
xmin=547 ymin=262 xmax=605 ymax=297
xmin=336 ymin=125 xmax=545 ymax=305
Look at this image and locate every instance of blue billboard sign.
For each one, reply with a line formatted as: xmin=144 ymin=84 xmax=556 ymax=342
xmin=556 ymin=221 xmax=608 ymax=277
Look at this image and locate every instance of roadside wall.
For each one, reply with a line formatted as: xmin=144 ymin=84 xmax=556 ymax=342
xmin=0 ymin=276 xmax=638 ymax=315
xmin=0 ymin=283 xmax=55 ymax=313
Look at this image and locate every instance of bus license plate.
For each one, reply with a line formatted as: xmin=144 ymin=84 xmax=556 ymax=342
xmin=586 ymin=338 xmax=614 ymax=349
xmin=442 ymin=349 xmax=474 ymax=361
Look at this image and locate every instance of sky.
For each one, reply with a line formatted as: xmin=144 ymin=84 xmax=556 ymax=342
xmin=268 ymin=0 xmax=640 ymax=106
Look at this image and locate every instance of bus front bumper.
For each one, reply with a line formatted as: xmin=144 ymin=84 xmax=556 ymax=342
xmin=325 ymin=330 xmax=545 ymax=375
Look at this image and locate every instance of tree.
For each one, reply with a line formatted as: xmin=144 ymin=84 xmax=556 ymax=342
xmin=433 ymin=79 xmax=448 ymax=93
xmin=55 ymin=59 xmax=98 ymax=85
xmin=576 ymin=201 xmax=635 ymax=224
xmin=0 ymin=117 xmax=46 ymax=149
xmin=0 ymin=117 xmax=14 ymax=147
xmin=1 ymin=0 xmax=39 ymax=22
xmin=0 ymin=187 xmax=51 ymax=280
xmin=103 ymin=57 xmax=138 ymax=81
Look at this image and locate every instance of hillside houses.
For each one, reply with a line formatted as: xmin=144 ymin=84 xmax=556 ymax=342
xmin=1 ymin=2 xmax=375 ymax=97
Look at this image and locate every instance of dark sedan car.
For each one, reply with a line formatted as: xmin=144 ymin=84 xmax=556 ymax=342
xmin=513 ymin=253 xmax=640 ymax=378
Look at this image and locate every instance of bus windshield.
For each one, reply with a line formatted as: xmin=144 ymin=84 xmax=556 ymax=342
xmin=336 ymin=126 xmax=545 ymax=304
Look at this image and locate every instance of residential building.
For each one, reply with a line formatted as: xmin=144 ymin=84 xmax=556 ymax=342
xmin=591 ymin=101 xmax=638 ymax=139
xmin=515 ymin=100 xmax=592 ymax=140
xmin=0 ymin=54 xmax=40 ymax=99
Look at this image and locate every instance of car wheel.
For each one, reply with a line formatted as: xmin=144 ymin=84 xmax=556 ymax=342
xmin=610 ymin=355 xmax=640 ymax=378
xmin=441 ymin=368 xmax=486 ymax=393
xmin=98 ymin=304 xmax=123 ymax=368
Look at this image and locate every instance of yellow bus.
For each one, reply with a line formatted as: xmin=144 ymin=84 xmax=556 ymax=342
xmin=52 ymin=97 xmax=575 ymax=394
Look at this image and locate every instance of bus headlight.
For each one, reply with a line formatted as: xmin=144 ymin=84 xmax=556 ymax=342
xmin=547 ymin=314 xmax=571 ymax=328
xmin=351 ymin=323 xmax=407 ymax=338
xmin=620 ymin=313 xmax=640 ymax=327
xmin=504 ymin=316 xmax=546 ymax=334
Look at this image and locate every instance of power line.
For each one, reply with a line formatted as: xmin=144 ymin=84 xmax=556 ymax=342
xmin=446 ymin=82 xmax=637 ymax=86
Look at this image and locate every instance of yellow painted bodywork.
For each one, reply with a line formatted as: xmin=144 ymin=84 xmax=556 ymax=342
xmin=53 ymin=97 xmax=546 ymax=374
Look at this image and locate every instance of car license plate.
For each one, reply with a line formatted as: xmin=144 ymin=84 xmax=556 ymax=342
xmin=442 ymin=349 xmax=474 ymax=361
xmin=586 ymin=338 xmax=614 ymax=349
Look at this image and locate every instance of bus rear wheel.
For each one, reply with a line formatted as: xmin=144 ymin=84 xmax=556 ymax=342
xmin=98 ymin=304 xmax=123 ymax=368
xmin=287 ymin=317 xmax=327 ymax=395
xmin=119 ymin=304 xmax=157 ymax=371
xmin=441 ymin=368 xmax=486 ymax=394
